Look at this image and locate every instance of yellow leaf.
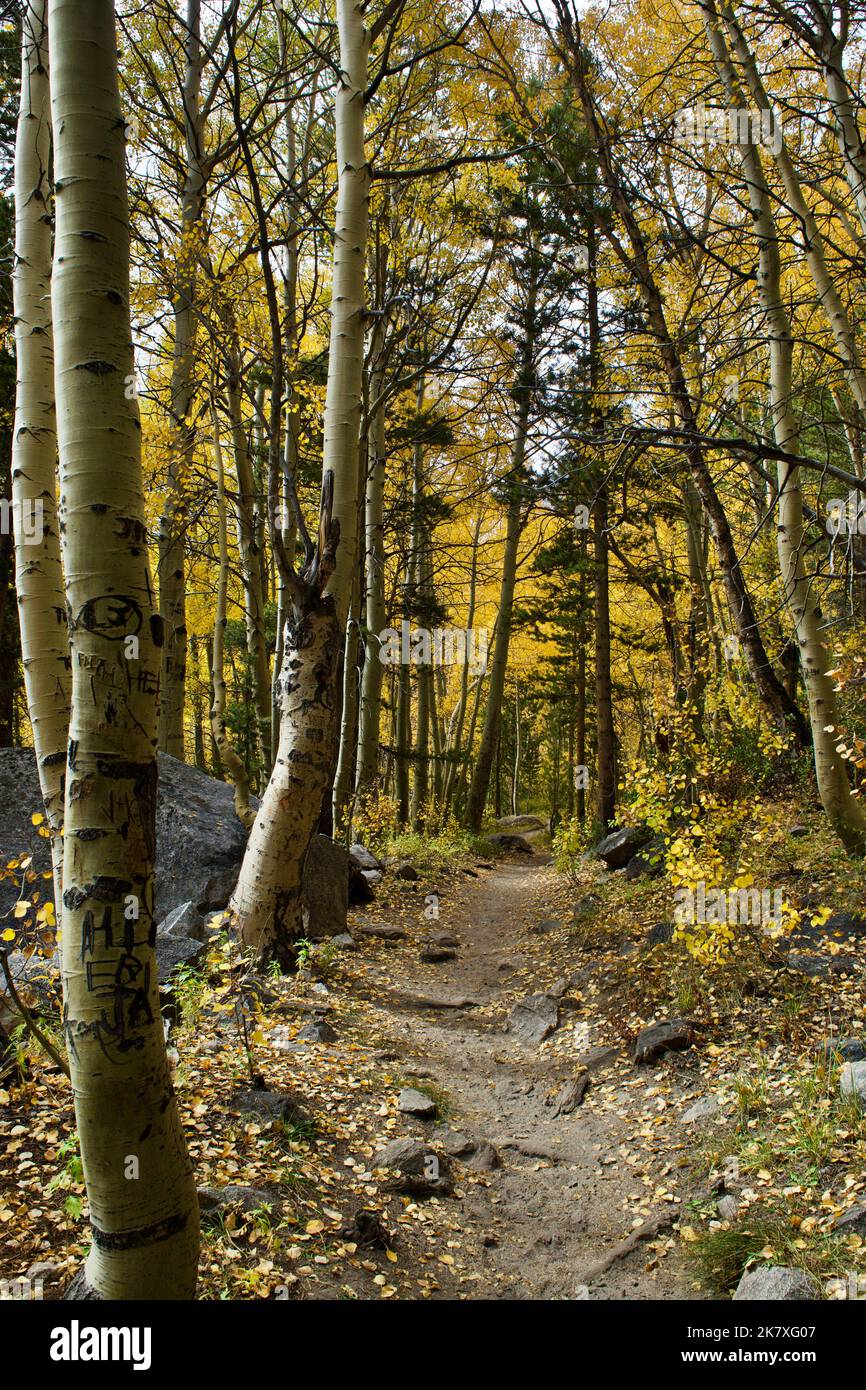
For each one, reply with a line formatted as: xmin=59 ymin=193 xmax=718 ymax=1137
xmin=30 ymin=813 xmax=44 ymax=827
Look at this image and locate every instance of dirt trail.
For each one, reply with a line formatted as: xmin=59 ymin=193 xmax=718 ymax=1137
xmin=366 ymin=855 xmax=697 ymax=1300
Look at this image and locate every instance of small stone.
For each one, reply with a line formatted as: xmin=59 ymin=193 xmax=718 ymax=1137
xmin=633 ymin=1019 xmax=693 ymax=1064
xmin=682 ymin=1096 xmax=719 ymax=1124
xmin=551 ymin=1075 xmax=590 ymax=1115
xmin=733 ymin=1266 xmax=818 ymax=1301
xmin=433 ymin=1127 xmax=475 ymax=1156
xmin=833 ymin=1202 xmax=866 ymax=1235
xmin=297 ymin=1019 xmax=337 ymax=1043
xmin=645 ymin=921 xmax=675 ymax=947
xmin=229 ymin=1088 xmax=312 ymax=1125
xmin=818 ymin=1036 xmax=866 ymax=1063
xmin=839 ymin=1060 xmax=866 ymax=1106
xmin=717 ymin=1194 xmax=739 ymax=1221
xmin=419 ymin=947 xmax=457 ymax=963
xmin=430 ymin=931 xmax=459 ymax=947
xmin=357 ymin=924 xmax=407 ymax=941
xmin=577 ymin=1045 xmax=620 ymax=1071
xmin=396 ymin=862 xmax=419 ymax=881
xmin=26 ymin=1261 xmax=60 ymax=1281
xmin=197 ymin=1185 xmax=281 ymax=1226
xmin=373 ymin=1136 xmax=431 ymax=1173
xmin=466 ymin=1141 xmax=500 ymax=1170
xmin=546 ymin=977 xmax=570 ymax=999
xmin=508 ymin=993 xmax=560 ymax=1045
xmin=398 ymin=1087 xmax=437 ymax=1118
xmin=330 ymin=932 xmax=357 ymax=950
xmin=789 ymin=825 xmax=808 ymax=838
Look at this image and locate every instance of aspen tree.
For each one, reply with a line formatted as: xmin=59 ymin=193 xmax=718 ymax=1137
xmin=12 ymin=0 xmax=69 ymax=905
xmin=231 ymin=0 xmax=371 ymax=961
xmin=705 ymin=1 xmax=866 ymax=852
xmin=158 ymin=0 xmax=205 ymax=759
xmin=210 ymin=402 xmax=256 ymax=830
xmin=49 ymin=0 xmax=198 ymax=1298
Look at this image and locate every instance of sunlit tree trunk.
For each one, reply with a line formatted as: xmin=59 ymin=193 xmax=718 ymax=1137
xmin=12 ymin=0 xmax=69 ymax=905
xmin=50 ymin=0 xmax=198 ymax=1298
xmin=222 ymin=332 xmax=271 ymax=776
xmin=707 ymin=2 xmax=866 ymax=853
xmin=559 ymin=18 xmax=808 ymax=745
xmin=355 ymin=293 xmax=388 ymax=794
xmin=465 ymin=271 xmax=537 ymax=832
xmin=232 ymin=0 xmax=369 ymax=961
xmin=721 ymin=0 xmax=866 ymax=414
xmin=210 ymin=406 xmax=255 ymax=829
xmin=158 ymin=0 xmax=205 ymax=758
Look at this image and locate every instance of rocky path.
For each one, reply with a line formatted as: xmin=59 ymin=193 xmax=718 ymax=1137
xmin=364 ymin=855 xmax=698 ymax=1300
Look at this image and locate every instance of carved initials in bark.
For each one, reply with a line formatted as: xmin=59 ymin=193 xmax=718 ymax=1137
xmin=231 ymin=471 xmax=343 ymax=967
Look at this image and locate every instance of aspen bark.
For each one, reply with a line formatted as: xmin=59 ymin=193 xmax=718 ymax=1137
xmin=231 ymin=0 xmax=370 ymax=960
xmin=50 ymin=0 xmax=198 ymax=1298
xmin=465 ymin=273 xmax=537 ymax=833
xmin=355 ymin=297 xmax=388 ymax=793
xmin=210 ymin=408 xmax=255 ymax=829
xmin=158 ymin=0 xmax=205 ymax=758
xmin=560 ymin=22 xmax=808 ymax=744
xmin=12 ymin=0 xmax=69 ymax=905
xmin=223 ymin=338 xmax=271 ymax=776
xmin=707 ymin=3 xmax=866 ymax=852
xmin=721 ymin=0 xmax=866 ymax=414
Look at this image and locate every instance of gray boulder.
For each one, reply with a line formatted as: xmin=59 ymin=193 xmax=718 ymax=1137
xmin=595 ymin=825 xmax=651 ymax=870
xmin=495 ymin=814 xmax=546 ymax=832
xmin=301 ymin=835 xmax=348 ymax=939
xmin=624 ymin=837 xmax=665 ymax=881
xmin=350 ymin=843 xmax=383 ymax=872
xmin=155 ymin=934 xmax=207 ymax=984
xmin=157 ymin=901 xmax=206 ymax=942
xmin=0 ymin=748 xmax=250 ymax=925
xmin=484 ymin=833 xmax=533 ymax=854
xmin=733 ymin=1266 xmax=818 ymax=1301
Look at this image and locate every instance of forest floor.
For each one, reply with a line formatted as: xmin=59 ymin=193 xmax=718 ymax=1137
xmin=2 ymin=814 xmax=866 ymax=1300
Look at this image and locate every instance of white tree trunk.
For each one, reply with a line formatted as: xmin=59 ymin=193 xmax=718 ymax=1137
xmin=157 ymin=0 xmax=205 ymax=758
xmin=12 ymin=0 xmax=70 ymax=906
xmin=707 ymin=1 xmax=866 ymax=852
xmin=232 ymin=0 xmax=370 ymax=961
xmin=721 ymin=0 xmax=866 ymax=414
xmin=49 ymin=0 xmax=198 ymax=1298
xmin=210 ymin=406 xmax=255 ymax=829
